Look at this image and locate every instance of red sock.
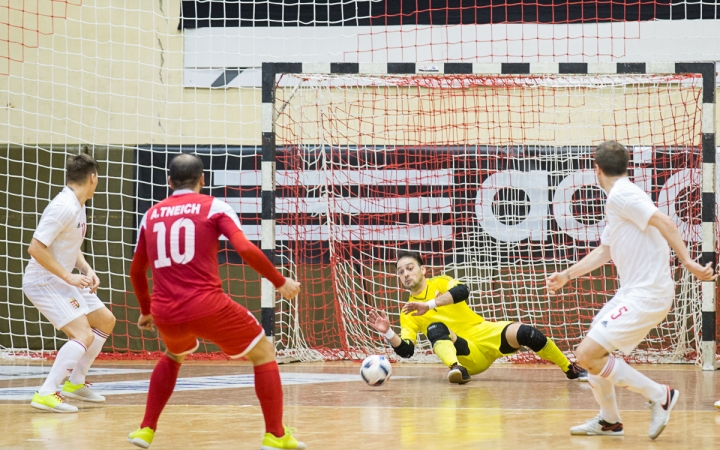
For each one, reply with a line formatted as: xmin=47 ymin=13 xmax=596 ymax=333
xmin=141 ymin=355 xmax=181 ymax=430
xmin=254 ymin=361 xmax=284 ymax=437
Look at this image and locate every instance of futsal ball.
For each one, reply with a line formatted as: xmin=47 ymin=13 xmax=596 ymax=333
xmin=360 ymin=355 xmax=392 ymax=386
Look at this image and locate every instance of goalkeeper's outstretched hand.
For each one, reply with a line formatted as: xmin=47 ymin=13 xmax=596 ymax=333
xmin=402 ymin=302 xmax=430 ymax=316
xmin=368 ymin=309 xmax=390 ymax=334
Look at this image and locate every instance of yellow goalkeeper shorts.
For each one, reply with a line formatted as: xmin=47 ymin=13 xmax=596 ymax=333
xmin=456 ymin=320 xmax=515 ymax=375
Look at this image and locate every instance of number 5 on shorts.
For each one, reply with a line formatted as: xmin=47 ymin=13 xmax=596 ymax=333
xmin=610 ymin=306 xmax=628 ymax=320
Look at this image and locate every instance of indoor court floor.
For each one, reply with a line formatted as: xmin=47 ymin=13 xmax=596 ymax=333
xmin=0 ymin=360 xmax=718 ymax=449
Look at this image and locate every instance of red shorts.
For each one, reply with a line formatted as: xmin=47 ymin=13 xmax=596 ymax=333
xmin=154 ymin=299 xmax=264 ymax=358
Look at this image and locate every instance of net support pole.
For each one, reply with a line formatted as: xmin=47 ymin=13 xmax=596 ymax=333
xmin=677 ymin=63 xmax=719 ymax=370
xmin=261 ymin=63 xmax=302 ymax=344
xmin=261 ymin=64 xmax=277 ymax=343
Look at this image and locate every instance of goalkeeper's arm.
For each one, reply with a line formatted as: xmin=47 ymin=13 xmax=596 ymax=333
xmin=391 ymin=339 xmax=415 ymax=358
xmin=368 ymin=309 xmax=415 ymax=358
xmin=383 ymin=329 xmax=415 ymax=359
xmin=427 ymin=284 xmax=469 ymax=309
xmin=385 ymin=330 xmax=415 ymax=358
xmin=402 ymin=284 xmax=470 ymax=315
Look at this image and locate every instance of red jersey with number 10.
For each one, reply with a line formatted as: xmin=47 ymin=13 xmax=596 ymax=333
xmin=135 ymin=191 xmax=246 ymax=323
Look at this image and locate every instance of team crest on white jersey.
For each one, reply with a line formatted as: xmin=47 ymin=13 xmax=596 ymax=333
xmin=69 ymin=298 xmax=80 ymax=309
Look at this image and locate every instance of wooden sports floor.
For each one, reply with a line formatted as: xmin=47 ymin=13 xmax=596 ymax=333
xmin=0 ymin=360 xmax=718 ymax=449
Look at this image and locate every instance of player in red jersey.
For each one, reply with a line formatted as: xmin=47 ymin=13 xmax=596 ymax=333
xmin=126 ymin=154 xmax=305 ymax=450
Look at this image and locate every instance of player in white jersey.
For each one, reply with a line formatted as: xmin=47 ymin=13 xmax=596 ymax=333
xmin=547 ymin=141 xmax=717 ymax=439
xmin=22 ymin=154 xmax=117 ymax=412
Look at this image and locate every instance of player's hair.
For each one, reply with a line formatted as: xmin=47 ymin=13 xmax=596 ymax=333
xmin=396 ymin=250 xmax=424 ymax=267
xmin=594 ymin=141 xmax=629 ymax=177
xmin=169 ymin=154 xmax=204 ymax=189
xmin=66 ymin=153 xmax=99 ymax=184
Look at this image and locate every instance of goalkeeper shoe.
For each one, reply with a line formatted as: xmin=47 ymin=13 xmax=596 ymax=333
xmin=61 ymin=381 xmax=106 ymax=402
xmin=30 ymin=392 xmax=78 ymax=413
xmin=565 ymin=362 xmax=589 ymax=382
xmin=570 ymin=415 xmax=624 ymax=436
xmin=261 ymin=426 xmax=306 ymax=449
xmin=127 ymin=427 xmax=155 ymax=449
xmin=447 ymin=363 xmax=471 ymax=384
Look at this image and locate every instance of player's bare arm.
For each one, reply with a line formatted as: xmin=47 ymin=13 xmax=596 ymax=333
xmin=647 ymin=211 xmax=718 ymax=281
xmin=28 ymin=238 xmax=93 ymax=289
xmin=367 ymin=309 xmax=402 ymax=347
xmin=546 ymin=245 xmax=612 ymax=294
xmin=75 ymin=250 xmax=100 ymax=292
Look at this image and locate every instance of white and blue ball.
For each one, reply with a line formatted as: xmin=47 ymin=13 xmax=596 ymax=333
xmin=360 ymin=355 xmax=392 ymax=386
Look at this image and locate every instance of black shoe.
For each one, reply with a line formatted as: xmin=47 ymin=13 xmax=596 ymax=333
xmin=565 ymin=362 xmax=589 ymax=381
xmin=448 ymin=363 xmax=471 ymax=384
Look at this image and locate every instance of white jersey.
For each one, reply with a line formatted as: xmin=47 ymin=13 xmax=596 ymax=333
xmin=24 ymin=187 xmax=87 ymax=284
xmin=600 ymin=177 xmax=675 ymax=298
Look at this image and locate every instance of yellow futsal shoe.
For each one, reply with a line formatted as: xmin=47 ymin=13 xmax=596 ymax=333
xmin=30 ymin=392 xmax=78 ymax=413
xmin=261 ymin=426 xmax=307 ymax=449
xmin=61 ymin=381 xmax=106 ymax=402
xmin=127 ymin=427 xmax=155 ymax=449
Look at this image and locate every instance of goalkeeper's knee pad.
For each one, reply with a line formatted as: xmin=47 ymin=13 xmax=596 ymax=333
xmin=516 ymin=324 xmax=548 ymax=352
xmin=453 ymin=336 xmax=470 ymax=356
xmin=427 ymin=322 xmax=452 ymax=346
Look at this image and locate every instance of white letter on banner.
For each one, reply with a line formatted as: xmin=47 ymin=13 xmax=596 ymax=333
xmin=476 ymin=170 xmax=548 ymax=242
xmin=552 ymin=170 xmax=606 ymax=242
xmin=657 ymin=168 xmax=701 ymax=242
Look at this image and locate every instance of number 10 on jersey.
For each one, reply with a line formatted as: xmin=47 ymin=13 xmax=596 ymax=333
xmin=153 ymin=219 xmax=196 ymax=268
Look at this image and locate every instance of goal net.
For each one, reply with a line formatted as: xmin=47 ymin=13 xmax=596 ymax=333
xmin=0 ymin=65 xmax=714 ymax=365
xmin=268 ymin=68 xmax=710 ymax=364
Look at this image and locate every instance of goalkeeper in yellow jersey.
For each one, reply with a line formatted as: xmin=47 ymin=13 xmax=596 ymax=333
xmin=368 ymin=251 xmax=587 ymax=384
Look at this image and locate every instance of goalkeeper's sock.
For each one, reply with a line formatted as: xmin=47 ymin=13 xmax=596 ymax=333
xmin=433 ymin=340 xmax=459 ymax=367
xmin=516 ymin=324 xmax=571 ymax=370
xmin=536 ymin=340 xmax=572 ymax=371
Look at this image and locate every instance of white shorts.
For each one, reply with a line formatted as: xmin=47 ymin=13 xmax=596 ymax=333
xmin=23 ymin=276 xmax=106 ymax=329
xmin=587 ymin=293 xmax=673 ymax=354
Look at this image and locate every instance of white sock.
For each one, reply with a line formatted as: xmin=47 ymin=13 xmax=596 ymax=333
xmin=69 ymin=329 xmax=109 ymax=385
xmin=39 ymin=340 xmax=87 ymax=396
xmin=600 ymin=356 xmax=666 ymax=404
xmin=588 ymin=373 xmax=621 ymax=423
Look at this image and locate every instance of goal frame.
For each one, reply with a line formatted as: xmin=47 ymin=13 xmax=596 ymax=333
xmin=260 ymin=61 xmax=718 ymax=370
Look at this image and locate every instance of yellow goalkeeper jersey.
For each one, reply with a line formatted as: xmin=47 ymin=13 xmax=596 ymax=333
xmin=399 ymin=275 xmax=484 ymax=344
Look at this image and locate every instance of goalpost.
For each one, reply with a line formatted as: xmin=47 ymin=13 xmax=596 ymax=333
xmin=261 ymin=62 xmax=718 ymax=369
